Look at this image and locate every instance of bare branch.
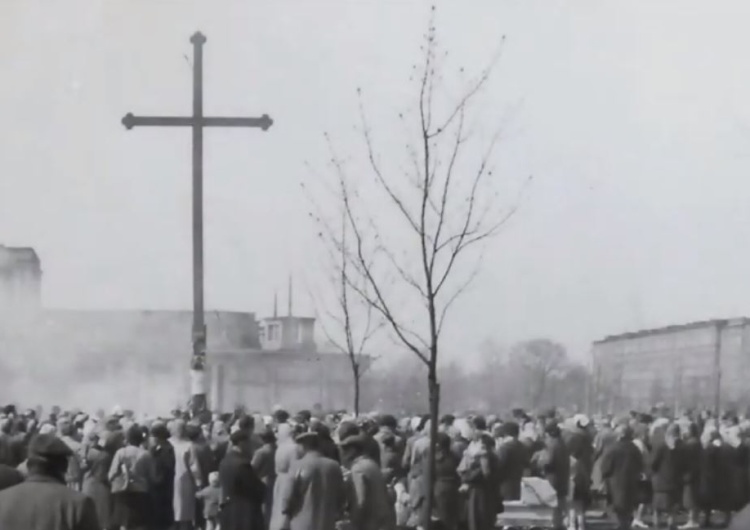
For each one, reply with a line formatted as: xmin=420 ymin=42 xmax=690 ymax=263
xmin=436 ymin=256 xmax=483 ymax=337
xmin=428 ymin=35 xmax=506 ymax=139
xmin=357 ymin=95 xmax=421 ymax=236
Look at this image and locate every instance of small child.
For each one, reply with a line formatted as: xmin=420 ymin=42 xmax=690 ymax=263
xmin=197 ymin=471 xmax=222 ymax=530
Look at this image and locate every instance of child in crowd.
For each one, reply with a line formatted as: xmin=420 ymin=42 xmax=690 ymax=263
xmin=197 ymin=471 xmax=222 ymax=530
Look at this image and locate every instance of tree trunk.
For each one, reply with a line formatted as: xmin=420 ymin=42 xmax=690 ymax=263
xmin=353 ymin=363 xmax=361 ymax=417
xmin=423 ymin=368 xmax=440 ymax=530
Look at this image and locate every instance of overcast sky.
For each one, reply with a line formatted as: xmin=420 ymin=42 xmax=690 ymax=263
xmin=3 ymin=0 xmax=750 ymax=364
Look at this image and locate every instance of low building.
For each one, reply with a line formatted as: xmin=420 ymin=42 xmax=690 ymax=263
xmin=592 ymin=318 xmax=750 ymax=413
xmin=0 ymin=244 xmax=360 ymax=413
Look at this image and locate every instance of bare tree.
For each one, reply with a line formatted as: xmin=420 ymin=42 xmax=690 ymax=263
xmin=307 ymin=8 xmax=527 ymax=528
xmin=305 ymin=209 xmax=384 ymax=416
xmin=509 ymin=339 xmax=569 ymax=409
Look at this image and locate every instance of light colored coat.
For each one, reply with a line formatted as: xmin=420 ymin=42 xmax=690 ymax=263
xmin=172 ymin=437 xmax=203 ymax=522
xmin=349 ymin=456 xmax=396 ymax=530
xmin=269 ymin=424 xmax=298 ymax=530
xmin=282 ymin=451 xmax=345 ymax=530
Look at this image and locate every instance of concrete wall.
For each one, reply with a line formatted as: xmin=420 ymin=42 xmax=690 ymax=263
xmin=212 ymin=351 xmax=354 ymax=412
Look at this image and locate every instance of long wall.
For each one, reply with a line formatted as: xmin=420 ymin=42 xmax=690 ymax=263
xmin=592 ymin=318 xmax=750 ymax=412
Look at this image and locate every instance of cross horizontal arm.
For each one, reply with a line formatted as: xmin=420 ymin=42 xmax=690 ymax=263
xmin=203 ymin=116 xmax=273 ymax=130
xmin=122 ymin=113 xmax=273 ymax=131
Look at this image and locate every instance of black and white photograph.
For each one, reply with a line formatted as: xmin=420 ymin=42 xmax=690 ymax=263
xmin=2 ymin=1 xmax=750 ymax=529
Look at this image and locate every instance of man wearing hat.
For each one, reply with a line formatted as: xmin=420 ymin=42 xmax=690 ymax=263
xmin=278 ymin=431 xmax=344 ymax=530
xmin=341 ymin=434 xmax=396 ymax=530
xmin=0 ymin=434 xmax=100 ymax=530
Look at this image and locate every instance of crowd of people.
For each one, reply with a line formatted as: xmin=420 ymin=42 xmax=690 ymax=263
xmin=1 ymin=403 xmax=750 ymax=530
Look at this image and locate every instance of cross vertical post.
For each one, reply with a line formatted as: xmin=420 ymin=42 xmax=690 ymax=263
xmin=191 ymin=32 xmax=207 ymax=416
xmin=121 ymin=31 xmax=274 ymax=417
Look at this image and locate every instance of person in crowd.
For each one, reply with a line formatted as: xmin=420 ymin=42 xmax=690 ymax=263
xmin=630 ymin=422 xmax=652 ymax=529
xmin=680 ymin=422 xmax=702 ymax=530
xmin=538 ymin=423 xmax=570 ymax=530
xmin=723 ymin=424 xmax=749 ymax=523
xmin=650 ymin=423 xmax=682 ymax=529
xmin=58 ymin=415 xmax=84 ymax=491
xmin=269 ymin=422 xmax=299 ymax=530
xmin=219 ymin=430 xmax=267 ymax=530
xmin=109 ymin=424 xmax=156 ymax=530
xmin=149 ymin=422 xmax=176 ymax=530
xmin=188 ymin=421 xmax=216 ymax=530
xmin=459 ymin=432 xmax=500 ymax=530
xmin=171 ymin=419 xmax=203 ymax=530
xmin=252 ymin=427 xmax=278 ymax=530
xmin=81 ymin=429 xmax=118 ymax=530
xmin=495 ymin=420 xmax=527 ymax=503
xmin=196 ymin=471 xmax=223 ymax=530
xmin=428 ymin=431 xmax=461 ymax=530
xmin=309 ymin=420 xmax=339 ymax=463
xmin=341 ymin=433 xmax=396 ymax=530
xmin=374 ymin=415 xmax=405 ymax=481
xmin=0 ymin=433 xmax=100 ymax=530
xmin=279 ymin=431 xmax=344 ymax=530
xmin=566 ymin=415 xmax=593 ymax=530
xmin=601 ymin=423 xmax=643 ymax=530
xmin=699 ymin=426 xmax=729 ymax=528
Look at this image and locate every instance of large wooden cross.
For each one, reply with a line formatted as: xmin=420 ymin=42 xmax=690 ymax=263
xmin=121 ymin=32 xmax=273 ymax=414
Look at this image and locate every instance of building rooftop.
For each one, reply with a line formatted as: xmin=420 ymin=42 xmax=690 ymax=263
xmin=262 ymin=315 xmax=315 ymax=322
xmin=594 ymin=317 xmax=750 ymax=344
xmin=0 ymin=245 xmax=41 ymax=273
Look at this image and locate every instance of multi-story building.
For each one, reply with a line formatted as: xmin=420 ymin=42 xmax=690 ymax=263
xmin=592 ymin=318 xmax=750 ymax=413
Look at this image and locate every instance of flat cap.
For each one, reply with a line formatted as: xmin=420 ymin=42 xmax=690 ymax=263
xmin=28 ymin=434 xmax=72 ymax=460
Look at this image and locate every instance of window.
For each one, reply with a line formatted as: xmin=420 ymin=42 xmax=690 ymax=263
xmin=267 ymin=324 xmax=280 ymax=341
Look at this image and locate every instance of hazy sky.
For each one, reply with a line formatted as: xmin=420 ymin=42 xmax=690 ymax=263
xmin=3 ymin=0 xmax=750 ymax=364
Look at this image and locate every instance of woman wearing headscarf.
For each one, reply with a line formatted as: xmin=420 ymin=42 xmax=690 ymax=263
xmin=268 ymin=422 xmax=299 ymax=530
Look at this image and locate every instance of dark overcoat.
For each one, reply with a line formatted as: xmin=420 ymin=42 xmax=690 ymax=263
xmin=496 ymin=439 xmax=528 ymax=501
xmin=219 ymin=449 xmax=266 ymax=530
xmin=0 ymin=464 xmax=23 ymax=492
xmin=600 ymin=439 xmax=642 ymax=512
xmin=0 ymin=474 xmax=100 ymax=530
xmin=680 ymin=437 xmax=701 ymax=510
xmin=427 ymin=451 xmax=461 ymax=529
xmin=459 ymin=450 xmax=501 ymax=530
xmin=150 ymin=440 xmax=176 ymax=529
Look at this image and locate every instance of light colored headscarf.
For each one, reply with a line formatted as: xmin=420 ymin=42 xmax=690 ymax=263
xmin=39 ymin=423 xmax=56 ymax=435
xmin=724 ymin=425 xmax=743 ymax=448
xmin=276 ymin=422 xmax=293 ymax=444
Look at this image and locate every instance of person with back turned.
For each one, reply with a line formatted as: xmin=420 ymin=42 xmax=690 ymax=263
xmin=0 ymin=433 xmax=99 ymax=530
